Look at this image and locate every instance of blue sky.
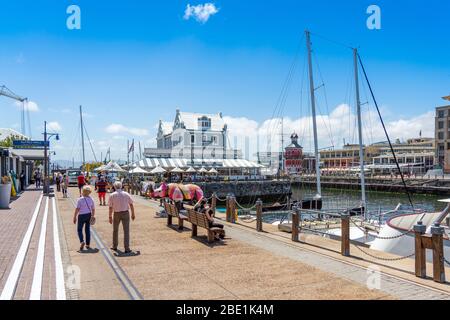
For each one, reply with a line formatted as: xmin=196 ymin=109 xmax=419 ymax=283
xmin=0 ymin=0 xmax=449 ymax=162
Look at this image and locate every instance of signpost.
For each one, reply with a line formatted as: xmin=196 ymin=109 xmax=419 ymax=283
xmin=13 ymin=140 xmax=49 ymax=148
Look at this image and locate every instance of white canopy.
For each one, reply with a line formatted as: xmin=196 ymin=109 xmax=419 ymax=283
xmin=208 ymin=168 xmax=218 ymax=174
xmin=129 ymin=167 xmax=148 ymax=174
xmin=96 ymin=161 xmax=126 ymax=172
xmin=198 ymin=167 xmax=208 ymax=173
xmin=150 ymin=165 xmax=166 ymax=174
xmin=131 ymin=158 xmax=265 ymax=170
xmin=185 ymin=167 xmax=197 ymax=173
xmin=171 ymin=167 xmax=184 ymax=173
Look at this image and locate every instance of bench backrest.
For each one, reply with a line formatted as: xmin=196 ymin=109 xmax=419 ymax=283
xmin=187 ymin=209 xmax=210 ymax=229
xmin=164 ymin=201 xmax=179 ymax=217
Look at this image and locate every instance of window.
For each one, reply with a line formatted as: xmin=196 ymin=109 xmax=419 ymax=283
xmin=202 ymin=135 xmax=207 ymax=142
xmin=439 ymin=121 xmax=444 ymax=129
xmin=212 ymin=136 xmax=217 ymax=145
xmin=438 ymin=110 xmax=445 ymax=118
xmin=438 ymin=132 xmax=444 ymax=140
xmin=191 ymin=135 xmax=195 ymax=144
xmin=198 ymin=116 xmax=211 ymax=130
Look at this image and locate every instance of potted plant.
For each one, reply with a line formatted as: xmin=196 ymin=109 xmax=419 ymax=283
xmin=0 ymin=176 xmax=12 ymax=209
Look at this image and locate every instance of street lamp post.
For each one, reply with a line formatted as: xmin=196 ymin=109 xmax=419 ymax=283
xmin=43 ymin=121 xmax=59 ymax=195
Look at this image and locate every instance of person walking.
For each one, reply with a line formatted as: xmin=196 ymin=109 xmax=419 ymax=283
xmin=77 ymin=172 xmax=86 ymax=197
xmin=95 ymin=176 xmax=108 ymax=206
xmin=73 ymin=185 xmax=96 ymax=251
xmin=19 ymin=170 xmax=26 ymax=192
xmin=108 ymin=181 xmax=135 ymax=254
xmin=56 ymin=173 xmax=61 ymax=192
xmin=34 ymin=169 xmax=41 ymax=188
xmin=61 ymin=174 xmax=68 ymax=198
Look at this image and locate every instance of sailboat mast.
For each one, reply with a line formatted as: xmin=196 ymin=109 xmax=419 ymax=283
xmin=305 ymin=30 xmax=321 ymax=196
xmin=79 ymin=105 xmax=86 ymax=168
xmin=354 ymin=48 xmax=367 ymax=217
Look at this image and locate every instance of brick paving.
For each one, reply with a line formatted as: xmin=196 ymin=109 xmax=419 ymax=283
xmin=0 ymin=188 xmax=42 ymax=293
xmin=0 ymin=188 xmax=60 ymax=300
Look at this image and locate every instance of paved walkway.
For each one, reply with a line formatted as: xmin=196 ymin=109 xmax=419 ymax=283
xmin=0 ymin=187 xmax=65 ymax=300
xmin=58 ymin=189 xmax=392 ymax=300
xmin=4 ymin=187 xmax=448 ymax=300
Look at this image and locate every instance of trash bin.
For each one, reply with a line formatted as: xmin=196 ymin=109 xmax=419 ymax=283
xmin=0 ymin=183 xmax=12 ymax=209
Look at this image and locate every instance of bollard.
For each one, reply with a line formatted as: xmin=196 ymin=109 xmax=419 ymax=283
xmin=341 ymin=213 xmax=350 ymax=257
xmin=225 ymin=195 xmax=230 ymax=222
xmin=431 ymin=223 xmax=446 ymax=283
xmin=211 ymin=193 xmax=217 ymax=213
xmin=256 ymin=199 xmax=263 ymax=232
xmin=414 ymin=221 xmax=427 ymax=278
xmin=231 ymin=195 xmax=237 ymax=223
xmin=292 ymin=211 xmax=299 ymax=242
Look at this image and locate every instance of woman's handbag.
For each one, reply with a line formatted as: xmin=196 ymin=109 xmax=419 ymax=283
xmin=83 ymin=197 xmax=96 ymax=225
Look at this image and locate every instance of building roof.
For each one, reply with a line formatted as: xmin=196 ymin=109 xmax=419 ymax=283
xmin=131 ymin=157 xmax=264 ymax=170
xmin=160 ymin=121 xmax=173 ymax=136
xmin=176 ymin=110 xmax=226 ymax=131
xmin=10 ymin=148 xmax=45 ymax=160
xmin=0 ymin=128 xmax=27 ymax=142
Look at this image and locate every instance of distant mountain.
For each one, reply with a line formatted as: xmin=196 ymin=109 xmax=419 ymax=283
xmin=51 ymin=160 xmax=83 ymax=169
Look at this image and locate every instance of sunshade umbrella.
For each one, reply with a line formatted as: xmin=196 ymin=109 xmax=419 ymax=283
xmin=185 ymin=166 xmax=197 ymax=173
xmin=103 ymin=161 xmax=126 ymax=172
xmin=171 ymin=167 xmax=185 ymax=173
xmin=129 ymin=167 xmax=148 ymax=174
xmin=198 ymin=167 xmax=208 ymax=173
xmin=208 ymin=168 xmax=218 ymax=174
xmin=150 ymin=165 xmax=166 ymax=174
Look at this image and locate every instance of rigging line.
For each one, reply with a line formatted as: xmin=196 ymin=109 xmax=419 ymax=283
xmin=357 ymin=53 xmax=415 ymax=211
xmin=83 ymin=123 xmax=98 ymax=163
xmin=312 ymin=50 xmax=335 ymax=148
xmin=268 ymin=34 xmax=304 ymax=138
xmin=69 ymin=119 xmax=81 ymax=163
xmin=309 ymin=31 xmax=354 ymax=51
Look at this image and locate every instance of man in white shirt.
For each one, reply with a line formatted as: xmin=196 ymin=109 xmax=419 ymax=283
xmin=108 ymin=181 xmax=136 ymax=253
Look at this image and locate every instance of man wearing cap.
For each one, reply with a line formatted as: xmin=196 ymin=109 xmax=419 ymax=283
xmin=108 ymin=181 xmax=135 ymax=253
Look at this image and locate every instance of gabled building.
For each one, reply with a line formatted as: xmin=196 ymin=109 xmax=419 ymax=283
xmin=144 ymin=109 xmax=242 ymax=162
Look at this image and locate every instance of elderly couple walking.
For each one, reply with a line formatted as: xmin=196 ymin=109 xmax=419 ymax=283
xmin=73 ymin=181 xmax=136 ymax=253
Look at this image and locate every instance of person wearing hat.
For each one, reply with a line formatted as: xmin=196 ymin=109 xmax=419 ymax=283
xmin=73 ymin=185 xmax=96 ymax=251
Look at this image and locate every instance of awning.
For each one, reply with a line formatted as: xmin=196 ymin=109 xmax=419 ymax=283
xmin=11 ymin=149 xmax=45 ymax=161
xmin=131 ymin=158 xmax=264 ymax=170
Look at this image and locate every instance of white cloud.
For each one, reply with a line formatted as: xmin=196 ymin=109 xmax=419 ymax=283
xmin=221 ymin=104 xmax=434 ymax=160
xmin=47 ymin=121 xmax=62 ymax=131
xmin=105 ymin=124 xmax=149 ymax=137
xmin=183 ymin=3 xmax=219 ymax=23
xmin=15 ymin=100 xmax=39 ymax=112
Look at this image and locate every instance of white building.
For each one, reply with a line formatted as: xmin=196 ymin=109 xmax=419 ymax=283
xmin=144 ymin=109 xmax=243 ymax=163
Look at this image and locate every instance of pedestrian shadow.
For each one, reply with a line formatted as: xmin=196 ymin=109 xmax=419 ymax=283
xmin=114 ymin=250 xmax=141 ymax=258
xmin=78 ymin=248 xmax=100 ymax=254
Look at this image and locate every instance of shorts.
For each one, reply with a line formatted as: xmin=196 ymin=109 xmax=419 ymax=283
xmin=78 ymin=184 xmax=85 ymax=190
xmin=98 ymin=192 xmax=106 ymax=198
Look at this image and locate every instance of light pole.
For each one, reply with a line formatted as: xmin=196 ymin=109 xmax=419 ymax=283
xmin=43 ymin=121 xmax=59 ymax=195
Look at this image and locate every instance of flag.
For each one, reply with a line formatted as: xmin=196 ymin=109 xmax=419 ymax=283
xmin=128 ymin=140 xmax=134 ymax=154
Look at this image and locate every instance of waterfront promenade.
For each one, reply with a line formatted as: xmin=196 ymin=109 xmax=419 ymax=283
xmin=1 ymin=187 xmax=450 ymax=300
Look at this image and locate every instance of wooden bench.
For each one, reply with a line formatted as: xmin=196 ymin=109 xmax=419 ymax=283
xmin=163 ymin=201 xmax=188 ymax=230
xmin=186 ymin=209 xmax=225 ymax=243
